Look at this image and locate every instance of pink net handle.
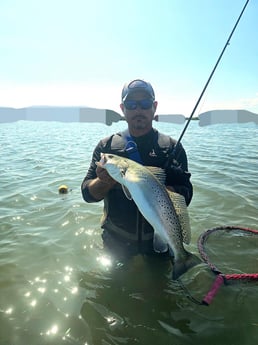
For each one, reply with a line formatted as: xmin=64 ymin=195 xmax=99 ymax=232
xmin=202 ymin=273 xmax=258 ymax=305
xmin=202 ymin=275 xmax=224 ymax=305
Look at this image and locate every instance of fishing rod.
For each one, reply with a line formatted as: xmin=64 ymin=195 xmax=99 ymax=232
xmin=173 ymin=0 xmax=250 ymax=156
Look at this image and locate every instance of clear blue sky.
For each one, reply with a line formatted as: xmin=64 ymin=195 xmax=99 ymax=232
xmin=0 ymin=0 xmax=257 ymax=116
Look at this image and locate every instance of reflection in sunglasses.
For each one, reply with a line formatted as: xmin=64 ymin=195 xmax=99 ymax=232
xmin=123 ymin=99 xmax=153 ymax=110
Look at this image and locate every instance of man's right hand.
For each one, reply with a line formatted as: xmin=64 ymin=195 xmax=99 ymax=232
xmin=96 ymin=166 xmax=116 ymax=186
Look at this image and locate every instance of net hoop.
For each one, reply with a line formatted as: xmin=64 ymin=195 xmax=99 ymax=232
xmin=198 ymin=225 xmax=258 ymax=273
xmin=197 ymin=225 xmax=258 ymax=305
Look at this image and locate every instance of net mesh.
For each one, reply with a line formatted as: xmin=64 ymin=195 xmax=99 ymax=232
xmin=197 ymin=226 xmax=258 ymax=305
xmin=198 ymin=226 xmax=258 ymax=275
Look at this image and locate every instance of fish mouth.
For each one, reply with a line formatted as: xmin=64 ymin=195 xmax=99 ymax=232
xmin=97 ymin=153 xmax=107 ymax=167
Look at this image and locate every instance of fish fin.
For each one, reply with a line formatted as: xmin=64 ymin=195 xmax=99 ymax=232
xmin=153 ymin=233 xmax=169 ymax=253
xmin=121 ymin=185 xmax=132 ymax=200
xmin=146 ymin=166 xmax=166 ymax=184
xmin=167 ymin=191 xmax=191 ymax=244
xmin=168 ymin=246 xmax=174 ymax=258
xmin=172 ymin=252 xmax=201 ymax=280
xmin=145 ymin=168 xmax=191 ymax=244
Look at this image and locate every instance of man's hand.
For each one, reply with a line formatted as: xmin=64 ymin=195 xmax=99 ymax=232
xmin=96 ymin=165 xmax=116 ymax=186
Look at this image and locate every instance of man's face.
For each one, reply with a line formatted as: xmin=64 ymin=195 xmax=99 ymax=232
xmin=120 ymin=91 xmax=158 ymax=133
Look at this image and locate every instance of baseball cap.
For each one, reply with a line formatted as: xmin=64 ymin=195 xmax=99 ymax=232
xmin=121 ymin=79 xmax=155 ymax=102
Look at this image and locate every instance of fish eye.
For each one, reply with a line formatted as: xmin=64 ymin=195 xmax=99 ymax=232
xmin=107 ymin=154 xmax=116 ymax=161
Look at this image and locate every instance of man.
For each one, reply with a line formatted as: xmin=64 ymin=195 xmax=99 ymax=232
xmin=81 ymin=79 xmax=193 ymax=257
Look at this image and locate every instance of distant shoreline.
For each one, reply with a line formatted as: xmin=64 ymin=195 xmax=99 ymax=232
xmin=0 ymin=107 xmax=257 ymax=126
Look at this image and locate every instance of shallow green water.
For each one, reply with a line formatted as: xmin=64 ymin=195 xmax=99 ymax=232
xmin=0 ymin=120 xmax=257 ymax=345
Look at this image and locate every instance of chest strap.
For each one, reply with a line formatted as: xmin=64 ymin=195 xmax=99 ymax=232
xmin=121 ymin=130 xmax=143 ymax=164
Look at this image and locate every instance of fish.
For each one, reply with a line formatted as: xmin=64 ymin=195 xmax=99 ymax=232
xmin=97 ymin=153 xmax=200 ymax=280
xmin=146 ymin=166 xmax=191 ymax=245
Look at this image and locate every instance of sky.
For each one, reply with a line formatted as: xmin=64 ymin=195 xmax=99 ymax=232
xmin=0 ymin=0 xmax=257 ymax=117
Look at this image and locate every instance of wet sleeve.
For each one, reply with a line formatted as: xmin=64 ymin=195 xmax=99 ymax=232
xmin=81 ymin=142 xmax=103 ymax=203
xmin=165 ymin=143 xmax=193 ymax=206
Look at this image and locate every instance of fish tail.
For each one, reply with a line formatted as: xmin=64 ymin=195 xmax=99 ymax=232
xmin=172 ymin=252 xmax=201 ymax=280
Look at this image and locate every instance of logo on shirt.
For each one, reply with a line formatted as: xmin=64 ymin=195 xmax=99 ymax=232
xmin=149 ymin=149 xmax=157 ymax=157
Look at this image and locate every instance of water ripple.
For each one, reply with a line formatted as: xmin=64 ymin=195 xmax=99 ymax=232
xmin=0 ymin=121 xmax=257 ymax=345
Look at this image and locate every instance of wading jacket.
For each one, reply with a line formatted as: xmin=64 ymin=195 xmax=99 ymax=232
xmin=81 ymin=128 xmax=193 ymax=245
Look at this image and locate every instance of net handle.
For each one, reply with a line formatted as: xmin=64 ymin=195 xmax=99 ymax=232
xmin=202 ymin=273 xmax=258 ymax=305
xmin=202 ymin=274 xmax=224 ymax=305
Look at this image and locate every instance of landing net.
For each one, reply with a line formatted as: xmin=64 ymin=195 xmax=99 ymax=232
xmin=197 ymin=226 xmax=258 ymax=305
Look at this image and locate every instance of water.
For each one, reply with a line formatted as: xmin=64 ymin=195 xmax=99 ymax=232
xmin=0 ymin=120 xmax=257 ymax=345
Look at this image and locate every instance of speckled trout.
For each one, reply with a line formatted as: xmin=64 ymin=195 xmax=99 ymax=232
xmin=97 ymin=153 xmax=200 ymax=280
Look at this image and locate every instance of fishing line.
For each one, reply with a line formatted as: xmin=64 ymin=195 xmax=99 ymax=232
xmin=169 ymin=1 xmax=252 ymax=306
xmin=172 ymin=0 xmax=250 ymax=158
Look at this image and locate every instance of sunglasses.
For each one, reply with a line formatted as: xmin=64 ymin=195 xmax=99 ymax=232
xmin=123 ymin=99 xmax=154 ymax=110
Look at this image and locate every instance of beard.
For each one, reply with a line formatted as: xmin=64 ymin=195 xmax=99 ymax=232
xmin=131 ymin=115 xmax=148 ymax=129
